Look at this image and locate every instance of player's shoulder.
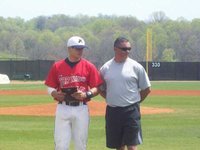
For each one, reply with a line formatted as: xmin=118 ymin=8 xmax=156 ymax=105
xmin=80 ymin=58 xmax=91 ymax=64
xmin=54 ymin=59 xmax=65 ymax=65
xmin=101 ymin=58 xmax=114 ymax=67
xmin=51 ymin=59 xmax=66 ymax=68
xmin=55 ymin=59 xmax=65 ymax=63
xmin=127 ymin=58 xmax=143 ymax=68
xmin=80 ymin=58 xmax=97 ymax=68
xmin=99 ymin=58 xmax=114 ymax=73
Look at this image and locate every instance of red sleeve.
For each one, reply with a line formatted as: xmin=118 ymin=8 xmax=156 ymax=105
xmin=88 ymin=64 xmax=103 ymax=88
xmin=44 ymin=63 xmax=59 ymax=88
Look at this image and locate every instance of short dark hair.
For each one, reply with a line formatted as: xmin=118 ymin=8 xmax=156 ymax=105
xmin=114 ymin=37 xmax=129 ymax=47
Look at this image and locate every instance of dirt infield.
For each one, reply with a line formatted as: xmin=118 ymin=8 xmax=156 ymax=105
xmin=150 ymin=90 xmax=200 ymax=96
xmin=1 ymin=89 xmax=199 ymax=116
xmin=0 ymin=101 xmax=174 ymax=116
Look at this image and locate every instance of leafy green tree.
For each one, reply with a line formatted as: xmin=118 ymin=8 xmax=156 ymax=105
xmin=161 ymin=48 xmax=176 ymax=62
xmin=151 ymin=24 xmax=168 ymax=61
xmin=9 ymin=37 xmax=25 ymax=59
xmin=37 ymin=30 xmax=62 ymax=60
xmin=35 ymin=16 xmax=47 ymax=30
xmin=0 ymin=14 xmax=200 ymax=62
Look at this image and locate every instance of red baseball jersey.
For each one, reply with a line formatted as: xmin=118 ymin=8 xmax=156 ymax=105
xmin=45 ymin=58 xmax=103 ymax=97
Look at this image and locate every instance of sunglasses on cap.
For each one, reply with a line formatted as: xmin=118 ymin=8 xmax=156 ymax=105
xmin=71 ymin=46 xmax=84 ymax=50
xmin=117 ymin=47 xmax=131 ymax=51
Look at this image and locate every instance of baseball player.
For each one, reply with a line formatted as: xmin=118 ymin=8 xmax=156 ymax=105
xmin=45 ymin=36 xmax=103 ymax=150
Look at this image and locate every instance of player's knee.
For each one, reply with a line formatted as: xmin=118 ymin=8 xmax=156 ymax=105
xmin=55 ymin=144 xmax=69 ymax=150
xmin=74 ymin=141 xmax=87 ymax=150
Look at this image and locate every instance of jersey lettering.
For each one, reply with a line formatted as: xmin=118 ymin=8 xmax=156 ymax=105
xmin=59 ymin=75 xmax=86 ymax=88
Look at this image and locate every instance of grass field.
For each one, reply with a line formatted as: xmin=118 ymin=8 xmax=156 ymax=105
xmin=0 ymin=81 xmax=200 ymax=150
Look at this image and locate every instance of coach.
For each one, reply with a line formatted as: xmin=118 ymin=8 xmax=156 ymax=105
xmin=100 ymin=36 xmax=151 ymax=150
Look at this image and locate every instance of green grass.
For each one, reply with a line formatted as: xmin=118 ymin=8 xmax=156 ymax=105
xmin=0 ymin=116 xmax=54 ymax=150
xmin=141 ymin=114 xmax=200 ymax=150
xmin=0 ymin=81 xmax=200 ymax=150
xmin=0 ymin=83 xmax=45 ymax=90
xmin=0 ymin=95 xmax=52 ymax=107
xmin=145 ymin=96 xmax=200 ymax=109
xmin=151 ymin=81 xmax=200 ymax=90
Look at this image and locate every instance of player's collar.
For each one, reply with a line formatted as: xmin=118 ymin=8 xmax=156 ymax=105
xmin=65 ymin=58 xmax=81 ymax=68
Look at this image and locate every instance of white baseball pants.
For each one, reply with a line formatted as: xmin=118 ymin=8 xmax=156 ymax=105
xmin=54 ymin=103 xmax=89 ymax=150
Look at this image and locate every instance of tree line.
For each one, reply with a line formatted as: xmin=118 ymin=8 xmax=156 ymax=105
xmin=0 ymin=12 xmax=200 ymax=67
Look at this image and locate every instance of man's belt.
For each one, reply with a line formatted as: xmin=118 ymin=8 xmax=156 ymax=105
xmin=59 ymin=101 xmax=86 ymax=106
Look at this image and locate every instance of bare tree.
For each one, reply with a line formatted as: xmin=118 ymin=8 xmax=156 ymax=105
xmin=149 ymin=11 xmax=169 ymax=23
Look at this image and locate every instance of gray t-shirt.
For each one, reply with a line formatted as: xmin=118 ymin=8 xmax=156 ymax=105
xmin=100 ymin=57 xmax=151 ymax=107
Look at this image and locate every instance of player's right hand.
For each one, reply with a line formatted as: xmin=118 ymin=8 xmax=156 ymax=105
xmin=51 ymin=91 xmax=66 ymax=102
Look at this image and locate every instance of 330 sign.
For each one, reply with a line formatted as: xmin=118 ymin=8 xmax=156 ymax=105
xmin=152 ymin=62 xmax=161 ymax=68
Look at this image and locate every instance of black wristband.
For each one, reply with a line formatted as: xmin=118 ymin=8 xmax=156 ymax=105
xmin=86 ymin=91 xmax=93 ymax=99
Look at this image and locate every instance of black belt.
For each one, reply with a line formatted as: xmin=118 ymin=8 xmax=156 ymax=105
xmin=59 ymin=101 xmax=86 ymax=106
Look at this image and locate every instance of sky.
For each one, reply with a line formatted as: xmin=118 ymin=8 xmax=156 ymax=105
xmin=0 ymin=0 xmax=200 ymax=21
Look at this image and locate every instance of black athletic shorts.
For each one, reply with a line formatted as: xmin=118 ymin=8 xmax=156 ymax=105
xmin=105 ymin=103 xmax=143 ymax=149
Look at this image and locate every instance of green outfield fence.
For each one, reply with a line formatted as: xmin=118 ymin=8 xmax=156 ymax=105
xmin=0 ymin=60 xmax=54 ymax=80
xmin=142 ymin=62 xmax=200 ymax=80
xmin=0 ymin=60 xmax=200 ymax=80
